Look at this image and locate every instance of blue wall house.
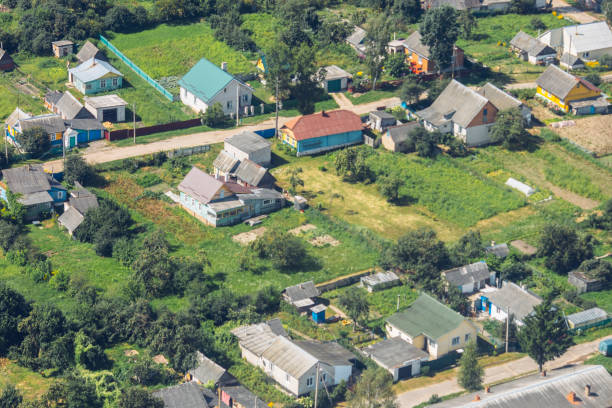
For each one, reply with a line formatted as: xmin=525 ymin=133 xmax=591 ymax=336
xmin=280 ymin=110 xmax=364 ymax=156
xmin=64 ymin=119 xmax=106 ymax=149
xmin=0 ymin=164 xmax=66 ymax=220
xmin=311 ymin=305 xmax=326 ymax=324
xmin=178 ymin=166 xmax=284 ymax=227
xmin=5 ymin=108 xmax=66 ymax=151
xmin=68 ymin=58 xmax=123 ymax=95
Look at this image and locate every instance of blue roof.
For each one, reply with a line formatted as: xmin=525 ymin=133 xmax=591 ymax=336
xmin=69 ymin=58 xmax=122 ymax=83
xmin=178 ymin=58 xmax=236 ymax=103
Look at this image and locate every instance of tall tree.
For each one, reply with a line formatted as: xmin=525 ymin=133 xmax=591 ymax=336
xmin=347 ymin=367 xmax=397 ymax=408
xmin=291 ymin=43 xmax=322 ymax=114
xmin=338 ymin=288 xmax=370 ymax=331
xmin=400 ymin=80 xmax=425 ymax=105
xmin=0 ymin=384 xmax=22 ymax=408
xmin=264 ymin=42 xmax=292 ymax=137
xmin=458 ymin=10 xmax=477 ymax=40
xmin=537 ymin=224 xmax=593 ymax=274
xmin=420 ymin=6 xmax=459 ymax=72
xmin=364 ymin=14 xmax=390 ymax=90
xmin=117 ymin=388 xmax=164 ymax=408
xmin=458 ymin=341 xmax=483 ymax=391
xmin=15 ymin=127 xmax=50 ymax=158
xmin=518 ymin=299 xmax=574 ymax=372
xmin=64 ymin=154 xmax=95 ymax=186
xmin=132 ymin=230 xmax=175 ymax=297
xmin=393 ymin=0 xmax=422 ymax=23
xmin=451 ymin=230 xmax=485 ymax=265
xmin=385 ymin=228 xmax=450 ymax=271
xmin=490 ymin=108 xmax=530 ymax=150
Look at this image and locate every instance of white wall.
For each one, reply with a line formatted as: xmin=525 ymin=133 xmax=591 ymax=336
xmin=386 ymin=323 xmax=414 ymax=344
xmin=224 ymin=142 xmax=271 ymax=167
xmin=464 ymin=124 xmax=493 ymax=146
xmin=181 ymin=80 xmax=252 ymax=115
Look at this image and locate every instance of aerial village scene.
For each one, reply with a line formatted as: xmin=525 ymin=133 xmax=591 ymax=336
xmin=0 ymin=0 xmax=612 ymax=406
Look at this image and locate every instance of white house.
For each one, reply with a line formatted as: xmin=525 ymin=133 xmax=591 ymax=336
xmin=179 ymin=58 xmax=253 ymax=116
xmin=482 ymin=281 xmax=543 ymax=326
xmin=223 ymin=131 xmax=271 ymax=167
xmin=442 ymin=261 xmax=495 ymax=294
xmin=538 ymin=21 xmax=612 ymax=62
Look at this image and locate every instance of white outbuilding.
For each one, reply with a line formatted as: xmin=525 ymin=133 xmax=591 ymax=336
xmin=505 ymin=177 xmax=535 ymax=196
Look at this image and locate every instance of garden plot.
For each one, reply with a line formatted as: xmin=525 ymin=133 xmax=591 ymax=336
xmin=288 ymin=223 xmax=317 ymax=235
xmin=309 ymin=234 xmax=340 ymax=247
xmin=553 ymin=116 xmax=612 ymax=156
xmin=232 ymin=227 xmax=267 ymax=245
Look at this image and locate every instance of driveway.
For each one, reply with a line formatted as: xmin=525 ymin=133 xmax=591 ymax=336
xmin=396 ymin=335 xmax=612 ymax=407
xmin=552 ymin=0 xmax=602 ymax=24
xmin=43 ymin=96 xmax=400 ymax=173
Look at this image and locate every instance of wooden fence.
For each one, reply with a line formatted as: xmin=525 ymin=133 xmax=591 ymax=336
xmin=106 ymin=118 xmax=203 ymax=141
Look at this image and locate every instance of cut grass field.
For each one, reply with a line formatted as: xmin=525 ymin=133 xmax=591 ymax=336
xmin=0 ymin=358 xmax=53 ymax=401
xmin=581 ymin=290 xmax=612 ymax=313
xmin=0 ymin=73 xmax=47 ymax=120
xmin=456 ymin=13 xmax=571 ymax=83
xmin=107 ymin=21 xmax=255 ymax=79
xmin=584 ymin=353 xmax=612 ymax=374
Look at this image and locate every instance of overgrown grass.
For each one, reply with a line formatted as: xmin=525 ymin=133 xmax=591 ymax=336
xmin=584 ymin=353 xmax=612 ymax=373
xmin=241 ymin=13 xmax=280 ymax=52
xmin=0 ymin=73 xmax=47 ymax=120
xmin=107 ymin=21 xmax=255 ymax=78
xmin=581 ymin=290 xmax=612 ymax=313
xmin=537 ymin=150 xmax=605 ymax=200
xmin=346 ymin=88 xmax=398 ymax=105
xmin=0 ymin=358 xmax=54 ymax=401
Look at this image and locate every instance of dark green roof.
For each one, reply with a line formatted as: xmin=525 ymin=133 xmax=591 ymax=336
xmin=386 ymin=293 xmax=467 ymax=340
xmin=178 ymin=58 xmax=235 ymax=103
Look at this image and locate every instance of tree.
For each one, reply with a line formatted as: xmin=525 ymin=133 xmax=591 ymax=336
xmin=104 ymin=6 xmax=135 ymax=32
xmin=347 ymin=367 xmax=397 ymax=408
xmin=201 ymin=102 xmax=228 ymax=127
xmin=604 ymin=0 xmax=612 ymax=24
xmin=74 ymin=198 xmax=133 ymax=256
xmin=288 ymin=167 xmax=304 ymax=194
xmin=537 ymin=224 xmax=593 ymax=273
xmin=584 ymin=72 xmax=601 ymax=86
xmin=334 ymin=147 xmax=373 ymax=182
xmin=458 ymin=341 xmax=483 ymax=391
xmin=64 ymin=154 xmax=95 ymax=186
xmin=250 ymin=229 xmax=308 ymax=270
xmin=385 ymin=228 xmax=450 ymax=272
xmin=393 ymin=0 xmax=422 ymax=23
xmin=510 ymin=0 xmax=537 ymax=14
xmin=576 ymin=259 xmax=612 ymax=288
xmin=0 ymin=220 xmax=20 ymax=252
xmin=400 ymin=81 xmax=425 ymax=105
xmin=132 ymin=231 xmax=174 ymax=297
xmin=500 ymin=260 xmax=531 ymax=282
xmin=458 ymin=10 xmax=477 ymax=40
xmin=0 ymin=283 xmax=30 ymax=356
xmin=377 ymin=174 xmax=404 ymax=203
xmin=338 ymin=288 xmax=370 ymax=331
xmin=530 ymin=17 xmax=546 ymax=31
xmin=15 ymin=127 xmax=49 ymax=158
xmin=518 ymin=299 xmax=573 ymax=372
xmin=501 ymin=314 xmax=520 ymax=351
xmin=264 ymin=42 xmax=292 ymax=134
xmin=490 ymin=108 xmax=530 ymax=150
xmin=291 ymin=43 xmax=322 ymax=114
xmin=386 ymin=52 xmax=408 ymax=78
xmin=364 ymin=15 xmax=389 ymax=90
xmin=451 ymin=230 xmax=485 ymax=265
xmin=117 ymin=388 xmax=164 ymax=408
xmin=427 ymin=78 xmax=450 ymax=103
xmin=42 ymin=373 xmax=103 ymax=408
xmin=420 ymin=6 xmax=459 ymax=72
xmin=0 ymin=384 xmax=22 ymax=408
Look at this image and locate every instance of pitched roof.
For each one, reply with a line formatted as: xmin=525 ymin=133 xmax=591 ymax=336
xmin=213 ymin=151 xmax=240 ymax=174
xmin=403 ymin=31 xmax=431 ymax=59
xmin=6 ymin=108 xmax=31 ymax=128
xmin=283 ymin=281 xmax=320 ymax=302
xmin=346 ymin=26 xmax=367 ymax=46
xmin=58 ymin=207 xmax=85 ymax=233
xmin=261 ymin=336 xmax=319 ymax=378
xmin=178 ymin=167 xmax=226 ymax=204
xmin=426 ymin=0 xmax=482 ymax=9
xmin=321 ymin=65 xmax=352 ymax=81
xmin=67 ymin=118 xmax=104 ymax=131
xmin=1 ymin=164 xmax=51 ymax=194
xmin=45 ymin=90 xmax=63 ymax=106
xmin=295 ymin=341 xmax=355 ymax=367
xmin=416 ymin=80 xmax=489 ymax=128
xmin=362 ymin=337 xmax=429 ymax=369
xmin=443 ymin=262 xmax=491 ymax=287
xmin=560 ymin=53 xmax=584 ymax=68
xmin=221 ymin=384 xmax=266 ymax=407
xmin=486 ymin=281 xmax=542 ymax=322
xmin=370 ymin=110 xmax=396 ymax=120
xmin=178 ymin=58 xmax=238 ymax=104
xmin=428 ymin=364 xmax=612 ymax=408
xmin=510 ymin=31 xmax=556 ymax=57
xmin=282 ymin=110 xmax=363 ymax=141
xmin=68 ymin=187 xmax=98 ymax=214
xmin=386 ymin=293 xmax=469 ymax=340
xmin=386 ymin=122 xmax=420 ymax=144
xmin=76 ymin=41 xmax=107 ymax=63
xmin=19 ymin=114 xmax=66 ymax=134
xmin=189 ymin=351 xmax=230 ymax=385
xmin=52 ymin=40 xmax=73 ymax=47
xmin=69 ymin=58 xmax=122 ymax=83
xmin=484 ymin=243 xmax=510 ymax=258
xmin=234 ymin=159 xmax=275 ymax=187
xmin=152 ymin=382 xmax=209 ymax=408
xmin=224 ymin=131 xmax=271 ymax=155
xmin=56 ymin=91 xmax=93 ymax=120
xmin=84 ymin=94 xmax=127 ymax=109
xmin=0 ymin=49 xmax=14 ymax=65
xmin=561 ymin=21 xmax=612 ymax=54
xmin=536 ymin=64 xmax=600 ymax=99
xmin=231 ymin=319 xmax=288 ymax=357
xmin=19 ymin=191 xmax=54 ymax=206
xmin=477 ymin=83 xmax=523 ymax=112
xmin=566 ymin=307 xmax=609 ymax=326
xmin=361 ymin=271 xmax=400 ymax=287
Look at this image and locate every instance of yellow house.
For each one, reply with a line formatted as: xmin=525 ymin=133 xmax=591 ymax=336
xmin=535 ymin=64 xmax=602 ymax=113
xmin=385 ymin=293 xmax=478 ymax=359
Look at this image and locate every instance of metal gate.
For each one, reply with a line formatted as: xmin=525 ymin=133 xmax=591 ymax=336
xmin=397 ymin=364 xmax=412 ymax=380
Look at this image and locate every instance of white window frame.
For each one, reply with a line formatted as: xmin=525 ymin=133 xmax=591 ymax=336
xmin=452 ymin=336 xmax=460 ymax=346
xmin=112 ymin=77 xmax=118 ymax=87
xmin=100 ymin=79 xmax=106 ymax=89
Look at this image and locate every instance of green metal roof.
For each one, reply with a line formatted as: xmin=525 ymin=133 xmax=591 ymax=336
xmin=386 ymin=293 xmax=467 ymax=340
xmin=178 ymin=58 xmax=235 ymax=103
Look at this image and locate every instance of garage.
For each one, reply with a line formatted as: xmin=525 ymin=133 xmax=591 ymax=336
xmin=102 ymin=108 xmax=117 ymax=122
xmin=361 ymin=337 xmax=429 ymax=382
xmin=327 ymin=79 xmax=342 ymax=93
xmin=84 ymin=94 xmax=127 ymax=123
xmin=320 ymin=65 xmax=352 ymax=93
xmin=397 ymin=364 xmax=412 ymax=380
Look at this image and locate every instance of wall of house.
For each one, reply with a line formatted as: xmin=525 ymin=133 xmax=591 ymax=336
xmin=262 ymin=358 xmax=302 ymax=396
xmin=224 ymin=143 xmax=271 ymax=167
xmin=385 ymin=324 xmax=426 ymax=350
xmin=86 ymin=105 xmax=126 ymax=122
xmin=239 ymin=196 xmax=284 ymax=218
xmin=537 ymin=83 xmax=600 ymax=112
xmin=406 ymin=50 xmax=433 ymax=74
xmin=528 ymin=53 xmax=556 ymax=65
xmin=179 ymin=192 xmax=217 ymax=226
xmin=431 ymin=320 xmax=477 ymax=359
xmin=294 ymin=130 xmax=363 ymax=156
xmin=456 ymin=122 xmax=494 ymax=147
xmin=239 ymin=346 xmax=261 ymax=367
xmin=24 ymin=202 xmax=53 ymax=221
xmin=381 ymin=134 xmax=398 ymax=152
xmin=181 ymin=80 xmax=252 ymax=115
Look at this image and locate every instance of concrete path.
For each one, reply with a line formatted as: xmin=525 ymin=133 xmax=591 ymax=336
xmin=331 ymin=92 xmax=354 ymax=109
xmin=43 ymin=96 xmax=401 ymax=173
xmin=396 ymin=335 xmax=612 ymax=407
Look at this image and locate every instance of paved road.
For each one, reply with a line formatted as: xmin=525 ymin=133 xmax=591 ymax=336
xmin=43 ymin=96 xmax=401 ymax=173
xmin=396 ymin=335 xmax=612 ymax=408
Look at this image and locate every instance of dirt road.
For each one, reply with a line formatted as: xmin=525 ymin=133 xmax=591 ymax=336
xmin=396 ymin=335 xmax=611 ymax=407
xmin=552 ymin=0 xmax=602 ymax=24
xmin=44 ymin=97 xmax=401 ymax=173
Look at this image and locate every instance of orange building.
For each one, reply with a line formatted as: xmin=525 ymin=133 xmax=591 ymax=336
xmin=400 ymin=31 xmax=464 ymax=75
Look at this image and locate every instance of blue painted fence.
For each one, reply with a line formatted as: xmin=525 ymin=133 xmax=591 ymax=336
xmin=254 ymin=128 xmax=276 ymax=138
xmin=99 ymin=35 xmax=175 ymax=102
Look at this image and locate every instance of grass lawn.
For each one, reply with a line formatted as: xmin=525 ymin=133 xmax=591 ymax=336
xmin=0 ymin=73 xmax=48 ymax=120
xmin=581 ymin=290 xmax=612 ymax=314
xmin=346 ymin=88 xmax=398 ymax=105
xmin=0 ymin=358 xmax=54 ymax=401
xmin=456 ymin=13 xmax=571 ymax=83
xmin=107 ymin=21 xmax=255 ymax=79
xmin=584 ymin=353 xmax=612 ymax=373
xmin=241 ymin=13 xmax=280 ymax=52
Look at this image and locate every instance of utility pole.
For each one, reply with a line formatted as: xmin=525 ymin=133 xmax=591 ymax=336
xmin=397 ymin=294 xmax=400 ymax=311
xmin=133 ymin=103 xmax=136 ymax=144
xmin=236 ymin=85 xmax=240 ymax=127
xmin=505 ymin=307 xmax=510 ymax=353
xmin=274 ymin=79 xmax=279 ymax=139
xmin=4 ymin=124 xmax=8 ymax=165
xmin=314 ymin=362 xmax=320 ymax=408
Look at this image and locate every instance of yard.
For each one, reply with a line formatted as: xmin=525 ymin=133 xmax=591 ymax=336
xmin=552 ymin=116 xmax=612 ymax=157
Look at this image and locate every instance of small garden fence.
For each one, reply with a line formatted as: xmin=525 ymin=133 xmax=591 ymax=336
xmin=99 ymin=35 xmax=175 ymax=102
xmin=167 ymin=144 xmax=210 ymax=158
xmin=106 ymin=118 xmax=203 ymax=141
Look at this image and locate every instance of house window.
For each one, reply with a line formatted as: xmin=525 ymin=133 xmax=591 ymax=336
xmin=321 ymin=373 xmax=327 ymax=382
xmin=220 ymin=190 xmax=224 ymax=198
xmin=263 ymin=199 xmax=272 ymax=205
xmin=452 ymin=336 xmax=460 ymax=345
xmin=100 ymin=79 xmax=106 ymax=89
xmin=86 ymin=84 xmax=92 ymax=90
xmin=583 ymin=52 xmax=589 ymax=58
xmin=243 ymin=94 xmax=248 ymax=102
xmin=227 ymin=101 xmax=233 ymax=110
xmin=112 ymin=77 xmax=118 ymax=87
xmin=306 ymin=377 xmax=314 ymax=387
xmin=224 ymin=88 xmax=227 ymax=93
xmin=465 ymin=334 xmax=470 ymax=342
xmin=286 ymin=374 xmax=290 ymax=382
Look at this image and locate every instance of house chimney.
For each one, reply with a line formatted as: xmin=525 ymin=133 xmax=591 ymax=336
xmin=321 ymin=110 xmax=328 ymax=117
xmin=473 ymin=395 xmax=480 ymax=401
xmin=566 ymin=391 xmax=578 ymax=404
xmin=485 ymin=386 xmax=491 ymax=393
xmin=584 ymin=384 xmax=591 ymax=397
xmin=221 ymin=62 xmax=228 ymax=71
xmin=491 ymin=240 xmax=495 ymax=247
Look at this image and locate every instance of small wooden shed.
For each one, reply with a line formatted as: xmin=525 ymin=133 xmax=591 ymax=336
xmin=52 ymin=40 xmax=74 ymax=58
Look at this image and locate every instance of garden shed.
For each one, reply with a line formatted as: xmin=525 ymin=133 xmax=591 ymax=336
xmin=52 ymin=40 xmax=73 ymax=58
xmin=369 ymin=110 xmax=397 ymax=132
xmin=568 ymin=270 xmax=605 ymax=293
xmin=360 ymin=271 xmax=400 ymax=292
xmin=362 ymin=337 xmax=429 ymax=381
xmin=320 ymin=65 xmax=352 ymax=92
xmin=311 ymin=304 xmax=326 ymax=324
xmin=505 ymin=177 xmax=535 ymax=196
xmin=566 ymin=307 xmax=610 ymax=331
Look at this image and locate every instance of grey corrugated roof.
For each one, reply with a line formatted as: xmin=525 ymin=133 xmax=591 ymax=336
xmin=1 ymin=165 xmax=52 ymax=194
xmin=536 ymin=65 xmax=581 ymax=99
xmin=311 ymin=304 xmax=326 ymax=313
xmin=560 ymin=53 xmax=584 ymax=68
xmin=416 ymin=80 xmax=489 ymax=128
xmin=84 ymin=94 xmax=127 ymax=109
xmin=225 ymin=131 xmax=270 ymax=155
xmin=213 ymin=151 xmax=240 ymax=174
xmin=387 ymin=122 xmax=420 ymax=144
xmin=45 ymin=91 xmax=63 ymax=106
xmin=428 ymin=364 xmax=612 ymax=408
xmin=76 ymin=41 xmax=107 ymax=64
xmin=569 ymin=95 xmax=610 ymax=109
xmin=426 ymin=0 xmax=481 ymax=9
xmin=178 ymin=167 xmax=225 ymax=204
xmin=510 ymin=31 xmax=556 ymax=57
xmin=561 ymin=22 xmax=612 ymax=54
xmin=19 ymin=191 xmax=54 ymax=206
xmin=322 ymin=65 xmax=352 ymax=81
xmin=69 ymin=58 xmax=122 ymax=83
xmin=403 ymin=31 xmax=431 ymax=58
xmin=295 ymin=341 xmax=355 ymax=367
xmin=221 ymin=384 xmax=266 ymax=407
xmin=370 ymin=110 xmax=396 ymax=120
xmin=68 ymin=118 xmax=104 ymax=131
xmin=152 ymin=382 xmax=209 ymax=408
xmin=262 ymin=336 xmax=318 ymax=378
xmin=566 ymin=307 xmax=608 ymax=326
xmin=283 ymin=281 xmax=320 ymax=303
xmin=55 ymin=91 xmax=93 ymax=120
xmin=232 ymin=319 xmax=288 ymax=357
xmin=69 ymin=193 xmax=98 ymax=214
xmin=362 ymin=337 xmax=429 ymax=369
xmin=486 ymin=282 xmax=542 ymax=322
xmin=234 ymin=159 xmax=274 ymax=187
xmin=20 ymin=114 xmax=66 ymax=134
xmin=189 ymin=351 xmax=229 ymax=385
xmin=52 ymin=40 xmax=73 ymax=46
xmin=237 ymin=188 xmax=283 ymax=201
xmin=484 ymin=243 xmax=510 ymax=258
xmin=6 ymin=108 xmax=31 ymax=128
xmin=346 ymin=26 xmax=367 ymax=46
xmin=58 ymin=207 xmax=85 ymax=233
xmin=478 ymin=83 xmax=523 ymax=112
xmin=362 ymin=271 xmax=400 ymax=287
xmin=443 ymin=261 xmax=491 ymax=287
